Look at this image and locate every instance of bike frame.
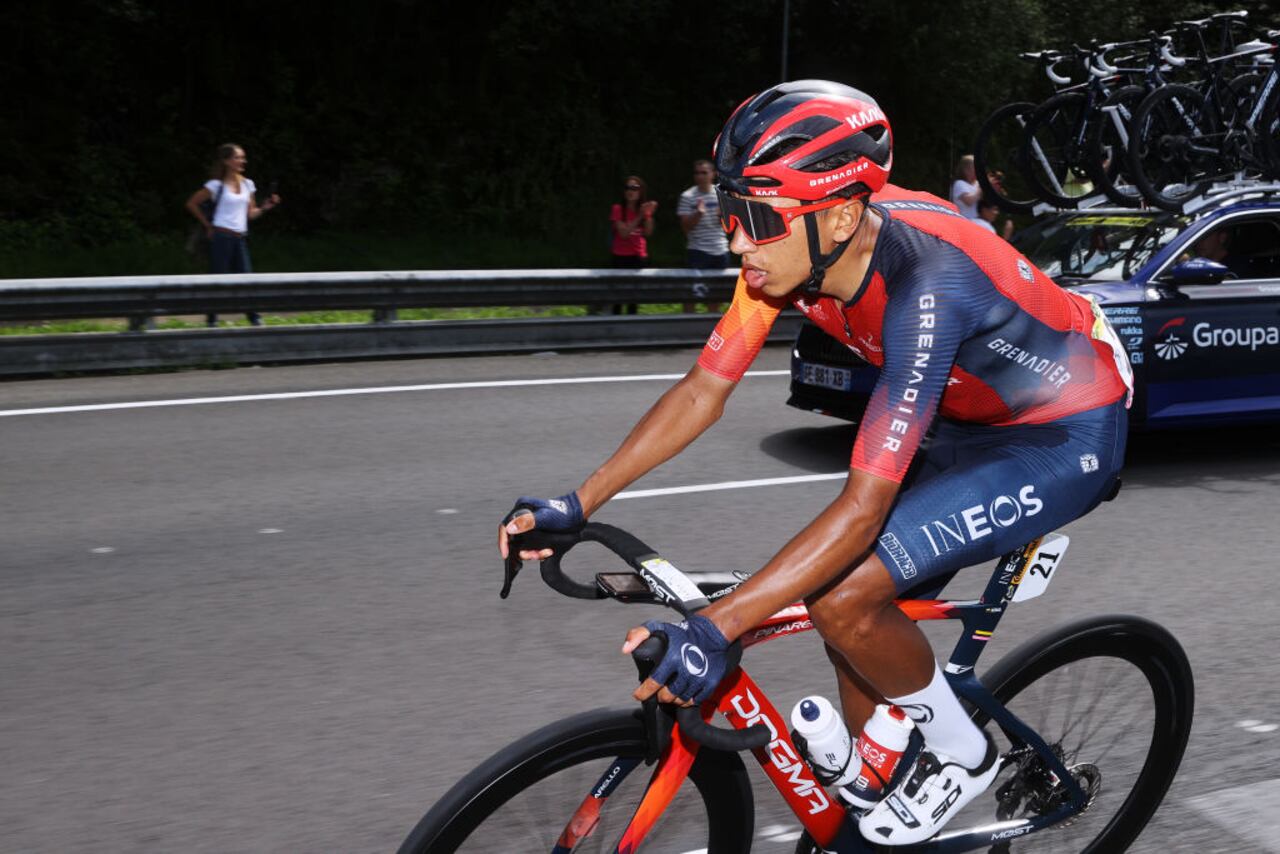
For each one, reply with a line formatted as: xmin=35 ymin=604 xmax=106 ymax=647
xmin=552 ymin=537 xmax=1090 ymax=854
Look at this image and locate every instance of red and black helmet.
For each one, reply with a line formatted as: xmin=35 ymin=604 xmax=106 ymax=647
xmin=713 ymin=80 xmax=892 ymax=201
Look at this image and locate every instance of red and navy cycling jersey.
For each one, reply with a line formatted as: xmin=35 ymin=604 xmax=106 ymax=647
xmin=697 ymin=185 xmax=1133 ymax=483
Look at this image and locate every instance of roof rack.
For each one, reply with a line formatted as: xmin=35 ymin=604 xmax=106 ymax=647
xmin=1181 ymin=181 xmax=1280 ymax=215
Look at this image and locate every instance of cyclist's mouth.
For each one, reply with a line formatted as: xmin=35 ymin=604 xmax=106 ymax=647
xmin=743 ymin=266 xmax=767 ymax=289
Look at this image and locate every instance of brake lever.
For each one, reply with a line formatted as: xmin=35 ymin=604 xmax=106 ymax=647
xmin=498 ymin=504 xmax=585 ymax=599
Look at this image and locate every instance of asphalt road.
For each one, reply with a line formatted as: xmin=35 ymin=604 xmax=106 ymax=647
xmin=3 ymin=347 xmax=1280 ymax=853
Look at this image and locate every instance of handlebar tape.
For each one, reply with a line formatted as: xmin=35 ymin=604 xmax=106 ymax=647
xmin=631 ymin=634 xmax=770 ymax=752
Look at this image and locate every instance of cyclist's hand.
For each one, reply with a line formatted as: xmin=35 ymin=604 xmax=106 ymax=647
xmin=624 ymin=614 xmax=731 ymax=706
xmin=498 ymin=493 xmax=585 ymax=561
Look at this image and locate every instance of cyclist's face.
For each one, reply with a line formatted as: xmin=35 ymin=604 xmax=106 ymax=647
xmin=729 ymin=195 xmax=861 ymax=298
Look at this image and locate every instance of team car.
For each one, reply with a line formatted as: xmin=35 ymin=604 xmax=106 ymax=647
xmin=787 ymin=185 xmax=1280 ymax=429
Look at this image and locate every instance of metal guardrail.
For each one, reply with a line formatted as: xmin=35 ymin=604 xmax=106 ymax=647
xmin=0 ymin=268 xmax=808 ymax=376
xmin=0 ymin=268 xmax=740 ymax=322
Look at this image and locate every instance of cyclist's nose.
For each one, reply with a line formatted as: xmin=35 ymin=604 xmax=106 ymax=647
xmin=729 ymin=226 xmax=757 ymax=255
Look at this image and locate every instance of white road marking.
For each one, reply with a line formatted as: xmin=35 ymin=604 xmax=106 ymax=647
xmin=258 ymin=528 xmax=283 ymax=534
xmin=436 ymin=508 xmax=460 ymax=515
xmin=1187 ymin=778 xmax=1280 ymax=852
xmin=90 ymin=547 xmax=115 ymax=554
xmin=758 ymin=823 xmax=804 ymax=842
xmin=1239 ymin=720 xmax=1280 ymax=734
xmin=616 ymin=472 xmax=847 ymax=500
xmin=0 ymin=370 xmax=790 ymax=417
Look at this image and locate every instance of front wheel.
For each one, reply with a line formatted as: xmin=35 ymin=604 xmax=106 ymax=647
xmin=1085 ymin=85 xmax=1146 ymax=207
xmin=398 ymin=707 xmax=755 ymax=853
xmin=1258 ymin=77 xmax=1280 ymax=180
xmin=974 ymin=101 xmax=1041 ymax=214
xmin=959 ymin=614 xmax=1194 ymax=852
xmin=1022 ymin=91 xmax=1096 ymax=209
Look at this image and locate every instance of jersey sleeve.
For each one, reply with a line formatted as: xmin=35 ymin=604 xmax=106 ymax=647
xmin=696 ymin=273 xmax=787 ymax=382
xmin=850 ymin=259 xmax=981 ymax=482
xmin=676 ymin=191 xmax=694 ymax=216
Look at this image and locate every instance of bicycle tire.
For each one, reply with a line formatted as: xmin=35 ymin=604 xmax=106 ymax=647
xmin=974 ymin=101 xmax=1041 ymax=214
xmin=1127 ymin=84 xmax=1216 ymax=211
xmin=1021 ymin=91 xmax=1097 ymax=209
xmin=398 ymin=706 xmax=755 ymax=853
xmin=1084 ymin=85 xmax=1145 ymax=207
xmin=971 ymin=614 xmax=1194 ymax=852
xmin=1252 ymin=75 xmax=1280 ymax=180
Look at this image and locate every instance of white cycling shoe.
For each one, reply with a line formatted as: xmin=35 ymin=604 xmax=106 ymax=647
xmin=858 ymin=732 xmax=1000 ymax=845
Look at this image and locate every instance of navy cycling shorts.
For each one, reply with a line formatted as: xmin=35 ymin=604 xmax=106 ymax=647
xmin=874 ymin=398 xmax=1127 ymax=596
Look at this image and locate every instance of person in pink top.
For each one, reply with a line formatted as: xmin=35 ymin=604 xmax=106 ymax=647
xmin=608 ymin=176 xmax=657 ymax=314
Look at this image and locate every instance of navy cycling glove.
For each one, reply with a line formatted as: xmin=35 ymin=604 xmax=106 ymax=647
xmin=643 ymin=614 xmax=732 ymax=704
xmin=512 ymin=492 xmax=585 ymax=532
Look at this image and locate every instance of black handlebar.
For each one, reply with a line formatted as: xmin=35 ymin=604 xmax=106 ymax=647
xmin=502 ymin=510 xmax=662 ymax=600
xmin=503 ymin=513 xmax=769 ymax=752
xmin=631 ymin=635 xmax=771 ymax=752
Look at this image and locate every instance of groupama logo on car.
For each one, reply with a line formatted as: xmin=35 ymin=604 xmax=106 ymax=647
xmin=1154 ymin=316 xmax=1280 ymax=361
xmin=1154 ymin=317 xmax=1188 ymax=360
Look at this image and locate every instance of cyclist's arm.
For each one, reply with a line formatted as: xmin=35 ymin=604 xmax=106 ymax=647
xmin=578 ymin=274 xmax=785 ymax=514
xmin=576 ymin=365 xmax=733 ymax=515
xmin=502 ymin=274 xmax=784 ymax=558
xmin=701 ymin=468 xmax=898 ymax=640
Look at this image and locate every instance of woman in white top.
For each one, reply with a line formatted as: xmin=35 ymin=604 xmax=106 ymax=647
xmin=184 ymin=143 xmax=281 ymax=326
xmin=949 ymin=154 xmax=981 ymax=220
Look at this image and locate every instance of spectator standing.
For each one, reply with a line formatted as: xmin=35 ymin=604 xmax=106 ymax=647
xmin=949 ymin=154 xmax=981 ymax=221
xmin=609 ymin=175 xmax=656 ymax=314
xmin=975 ymin=196 xmax=1016 ymax=241
xmin=184 ymin=143 xmax=281 ymax=327
xmin=677 ymin=159 xmax=730 ymax=313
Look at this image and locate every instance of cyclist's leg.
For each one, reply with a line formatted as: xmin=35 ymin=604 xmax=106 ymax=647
xmin=811 ymin=399 xmax=1127 ymax=840
xmin=873 ymin=398 xmax=1127 ymax=597
xmin=805 ymin=413 xmax=977 ymax=735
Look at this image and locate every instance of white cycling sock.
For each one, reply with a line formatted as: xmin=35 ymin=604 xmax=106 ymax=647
xmin=888 ymin=663 xmax=987 ymax=768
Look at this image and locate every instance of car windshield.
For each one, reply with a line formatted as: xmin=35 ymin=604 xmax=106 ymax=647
xmin=1013 ymin=213 xmax=1186 ymax=282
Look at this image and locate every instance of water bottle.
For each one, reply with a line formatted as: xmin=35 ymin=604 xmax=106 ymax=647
xmin=843 ymin=704 xmax=915 ymax=809
xmin=789 ymin=696 xmax=861 ymax=790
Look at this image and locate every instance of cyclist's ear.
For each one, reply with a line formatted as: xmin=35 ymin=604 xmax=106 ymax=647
xmin=828 ymin=196 xmax=866 ymax=243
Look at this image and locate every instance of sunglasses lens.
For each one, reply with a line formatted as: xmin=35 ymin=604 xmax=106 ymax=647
xmin=716 ymin=189 xmax=789 ymax=243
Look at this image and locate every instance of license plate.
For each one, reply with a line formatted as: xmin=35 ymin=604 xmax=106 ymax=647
xmin=799 ymin=362 xmax=851 ymax=391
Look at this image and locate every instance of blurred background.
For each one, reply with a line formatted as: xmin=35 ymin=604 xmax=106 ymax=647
xmin=4 ymin=0 xmax=1276 ymax=276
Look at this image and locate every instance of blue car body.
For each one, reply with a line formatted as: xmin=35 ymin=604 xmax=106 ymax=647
xmin=787 ymin=189 xmax=1280 ymax=429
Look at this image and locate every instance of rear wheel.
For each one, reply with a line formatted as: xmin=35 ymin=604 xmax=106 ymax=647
xmin=975 ymin=101 xmax=1041 ymax=213
xmin=1128 ymin=84 xmax=1218 ymax=210
xmin=960 ymin=615 xmax=1194 ymax=852
xmin=398 ymin=707 xmax=755 ymax=853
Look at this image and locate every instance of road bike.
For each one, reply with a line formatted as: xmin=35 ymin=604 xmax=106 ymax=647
xmin=1128 ymin=15 xmax=1280 ymax=211
xmin=401 ymin=487 xmax=1193 ymax=852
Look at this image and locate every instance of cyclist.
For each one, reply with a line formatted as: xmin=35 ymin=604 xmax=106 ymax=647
xmin=500 ymin=79 xmax=1133 ymax=845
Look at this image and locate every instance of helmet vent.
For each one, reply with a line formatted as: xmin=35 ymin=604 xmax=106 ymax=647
xmin=749 ymin=116 xmax=842 ymax=166
xmin=750 ymin=136 xmax=809 ymax=166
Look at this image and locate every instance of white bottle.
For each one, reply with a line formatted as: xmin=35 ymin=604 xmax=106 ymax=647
xmin=843 ymin=704 xmax=916 ymax=809
xmin=789 ymin=696 xmax=861 ymax=790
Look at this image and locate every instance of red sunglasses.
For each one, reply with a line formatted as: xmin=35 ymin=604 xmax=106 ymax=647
xmin=716 ymin=189 xmax=845 ymax=245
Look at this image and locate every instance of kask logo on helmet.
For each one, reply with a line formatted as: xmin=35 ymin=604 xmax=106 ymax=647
xmin=844 ymin=106 xmax=887 ymax=130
